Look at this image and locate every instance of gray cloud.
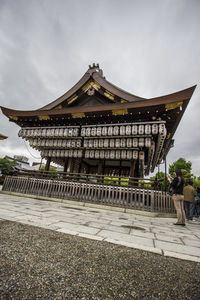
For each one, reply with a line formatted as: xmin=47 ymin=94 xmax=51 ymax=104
xmin=0 ymin=0 xmax=200 ymax=174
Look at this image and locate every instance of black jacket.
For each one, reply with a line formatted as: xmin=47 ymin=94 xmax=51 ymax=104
xmin=170 ymin=176 xmax=184 ymax=195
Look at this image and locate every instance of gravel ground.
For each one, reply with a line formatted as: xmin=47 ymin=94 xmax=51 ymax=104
xmin=0 ymin=220 xmax=200 ymax=300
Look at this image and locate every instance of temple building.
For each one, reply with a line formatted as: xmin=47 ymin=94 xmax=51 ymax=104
xmin=1 ymin=64 xmax=196 ymax=178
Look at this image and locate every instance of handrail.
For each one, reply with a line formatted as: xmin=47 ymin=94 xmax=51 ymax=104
xmin=14 ymin=169 xmax=163 ymax=190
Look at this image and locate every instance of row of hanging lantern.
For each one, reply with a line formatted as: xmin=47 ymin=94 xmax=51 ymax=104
xmin=41 ymin=149 xmax=140 ymax=160
xmin=81 ymin=123 xmax=165 ymax=137
xmin=41 ymin=149 xmax=83 ymax=158
xmin=19 ymin=123 xmax=165 ymax=138
xmin=83 ymin=137 xmax=151 ymax=148
xmin=84 ymin=150 xmax=139 ymax=160
xmin=18 ymin=127 xmax=80 ymax=138
xmin=29 ymin=138 xmax=82 ymax=148
xmin=29 ymin=137 xmax=152 ymax=149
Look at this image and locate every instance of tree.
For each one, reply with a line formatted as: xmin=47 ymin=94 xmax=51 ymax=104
xmin=40 ymin=165 xmax=58 ymax=178
xmin=150 ymin=171 xmax=170 ymax=191
xmin=0 ymin=158 xmax=17 ymax=175
xmin=169 ymin=158 xmax=192 ymax=178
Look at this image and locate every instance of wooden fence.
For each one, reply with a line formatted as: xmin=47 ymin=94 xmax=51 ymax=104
xmin=2 ymin=172 xmax=175 ymax=213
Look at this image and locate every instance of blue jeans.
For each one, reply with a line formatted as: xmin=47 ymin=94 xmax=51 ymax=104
xmin=184 ymin=201 xmax=195 ymax=220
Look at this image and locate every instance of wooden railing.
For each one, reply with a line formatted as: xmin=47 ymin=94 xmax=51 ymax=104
xmin=2 ymin=171 xmax=175 ymax=213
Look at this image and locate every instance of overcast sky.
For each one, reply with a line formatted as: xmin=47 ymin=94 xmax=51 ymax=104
xmin=0 ymin=0 xmax=199 ymax=175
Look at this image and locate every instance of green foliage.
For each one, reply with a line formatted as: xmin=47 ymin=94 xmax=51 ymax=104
xmin=0 ymin=158 xmax=17 ymax=175
xmin=192 ymin=176 xmax=200 ymax=188
xmin=138 ymin=180 xmax=152 ymax=189
xmin=150 ymin=171 xmax=169 ymax=191
xmin=40 ymin=165 xmax=58 ymax=178
xmin=104 ymin=177 xmax=128 ymax=186
xmin=169 ymin=158 xmax=192 ymax=177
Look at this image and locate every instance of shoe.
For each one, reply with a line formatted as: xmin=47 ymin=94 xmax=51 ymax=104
xmin=174 ymin=223 xmax=185 ymax=226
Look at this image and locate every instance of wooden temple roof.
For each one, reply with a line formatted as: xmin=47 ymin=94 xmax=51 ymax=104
xmin=0 ymin=133 xmax=8 ymax=140
xmin=0 ymin=64 xmax=196 ymax=162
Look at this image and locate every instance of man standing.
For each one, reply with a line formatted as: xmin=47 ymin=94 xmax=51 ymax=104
xmin=183 ymin=181 xmax=196 ymax=221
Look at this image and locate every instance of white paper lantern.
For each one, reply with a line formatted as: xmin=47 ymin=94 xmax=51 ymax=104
xmin=139 ymin=138 xmax=144 ymax=147
xmin=110 ymin=139 xmax=115 ymax=148
xmin=91 ymin=127 xmax=97 ymax=136
xmin=89 ymin=139 xmax=94 ymax=148
xmin=85 ymin=150 xmax=90 ymax=158
xmin=99 ymin=139 xmax=104 ymax=148
xmin=97 ymin=127 xmax=102 ymax=136
xmin=139 ymin=151 xmax=145 ymax=160
xmin=78 ymin=150 xmax=83 ymax=158
xmin=133 ymin=151 xmax=138 ymax=159
xmin=65 ymin=150 xmax=69 ymax=157
xmin=120 ymin=125 xmax=126 ymax=135
xmin=145 ymin=125 xmax=151 ymax=135
xmin=115 ymin=139 xmax=121 ymax=148
xmin=81 ymin=127 xmax=86 ymax=137
xmin=95 ymin=150 xmax=100 ymax=159
xmin=73 ymin=128 xmax=79 ymax=136
xmin=73 ymin=150 xmax=78 ymax=158
xmin=120 ymin=138 xmax=126 ymax=148
xmin=68 ymin=128 xmax=73 ymax=137
xmin=84 ymin=139 xmax=88 ymax=148
xmin=110 ymin=150 xmax=115 ymax=159
xmin=126 ymin=125 xmax=132 ymax=135
xmin=55 ymin=128 xmax=59 ymax=137
xmin=121 ymin=150 xmax=126 ymax=159
xmin=102 ymin=126 xmax=107 ymax=136
xmin=138 ymin=125 xmax=144 ymax=135
xmin=76 ymin=139 xmax=82 ymax=147
xmin=66 ymin=139 xmax=71 ymax=147
xmin=93 ymin=139 xmax=98 ymax=148
xmin=104 ymin=139 xmax=109 ymax=148
xmin=152 ymin=124 xmax=158 ymax=134
xmin=159 ymin=124 xmax=166 ymax=135
xmin=105 ymin=150 xmax=110 ymax=159
xmin=116 ymin=150 xmax=121 ymax=159
xmin=64 ymin=128 xmax=68 ymax=136
xmin=145 ymin=138 xmax=151 ymax=147
xmin=127 ymin=150 xmax=132 ymax=159
xmin=113 ymin=126 xmax=119 ymax=135
xmin=71 ymin=140 xmax=76 ymax=148
xmin=69 ymin=150 xmax=73 ymax=157
xmin=132 ymin=125 xmax=138 ymax=135
xmin=108 ymin=126 xmax=113 ymax=136
xmin=89 ymin=150 xmax=94 ymax=158
xmin=100 ymin=150 xmax=105 ymax=159
xmin=127 ymin=138 xmax=132 ymax=148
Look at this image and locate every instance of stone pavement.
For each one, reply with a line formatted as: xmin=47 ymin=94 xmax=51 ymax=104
xmin=0 ymin=191 xmax=200 ymax=262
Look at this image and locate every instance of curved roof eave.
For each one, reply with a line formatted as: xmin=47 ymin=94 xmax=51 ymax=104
xmin=92 ymin=72 xmax=145 ymax=102
xmin=39 ymin=67 xmax=146 ymax=111
xmin=0 ymin=85 xmax=196 ymax=118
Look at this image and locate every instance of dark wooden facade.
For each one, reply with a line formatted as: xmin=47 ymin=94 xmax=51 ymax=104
xmin=1 ymin=64 xmax=196 ymax=177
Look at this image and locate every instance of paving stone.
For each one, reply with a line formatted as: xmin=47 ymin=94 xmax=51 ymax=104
xmin=77 ymin=233 xmax=104 ymax=241
xmin=55 ymin=221 xmax=100 ymax=235
xmin=155 ymin=240 xmax=200 ymax=257
xmin=181 ymin=238 xmax=200 ymax=247
xmin=163 ymin=251 xmax=200 ymax=263
xmin=98 ymin=229 xmax=154 ymax=247
xmin=155 ymin=234 xmax=183 ymax=244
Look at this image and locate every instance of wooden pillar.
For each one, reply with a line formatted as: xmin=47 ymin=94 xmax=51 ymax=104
xmin=45 ymin=157 xmax=51 ymax=171
xmin=97 ymin=162 xmax=103 ymax=175
xmin=67 ymin=158 xmax=73 ymax=173
xmin=64 ymin=158 xmax=68 ymax=173
xmin=129 ymin=159 xmax=136 ymax=186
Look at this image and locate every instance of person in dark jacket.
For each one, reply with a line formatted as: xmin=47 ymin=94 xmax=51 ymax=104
xmin=168 ymin=169 xmax=185 ymax=226
xmin=183 ymin=180 xmax=196 ymax=221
